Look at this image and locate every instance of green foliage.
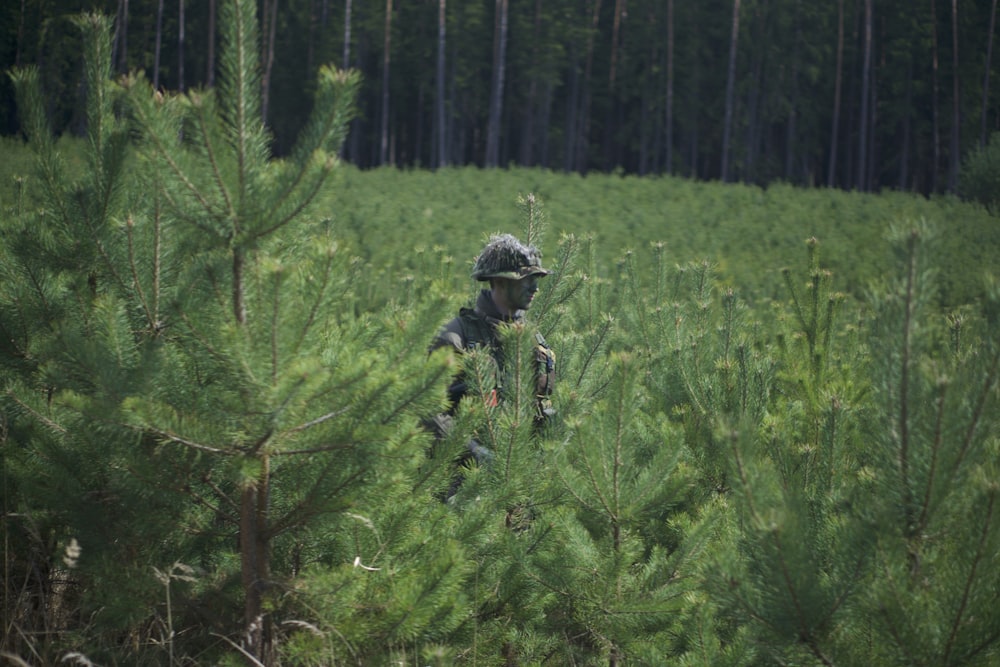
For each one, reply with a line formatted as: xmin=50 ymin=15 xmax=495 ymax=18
xmin=959 ymin=132 xmax=1000 ymax=215
xmin=3 ymin=7 xmax=1000 ymax=666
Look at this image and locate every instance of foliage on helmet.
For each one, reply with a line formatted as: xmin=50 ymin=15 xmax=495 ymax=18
xmin=471 ymin=233 xmax=551 ymax=281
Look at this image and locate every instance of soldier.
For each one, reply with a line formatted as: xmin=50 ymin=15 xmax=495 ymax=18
xmin=427 ymin=233 xmax=557 ymax=482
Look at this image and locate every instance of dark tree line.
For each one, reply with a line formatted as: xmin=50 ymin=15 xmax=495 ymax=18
xmin=2 ymin=0 xmax=998 ymax=193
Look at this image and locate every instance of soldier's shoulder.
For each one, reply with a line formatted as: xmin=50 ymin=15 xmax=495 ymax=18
xmin=431 ymin=314 xmax=469 ymax=353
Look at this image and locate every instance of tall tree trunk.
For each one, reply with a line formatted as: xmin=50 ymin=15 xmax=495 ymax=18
xmin=603 ymin=0 xmax=627 ymax=169
xmin=114 ymin=0 xmax=128 ymax=74
xmin=538 ymin=80 xmax=554 ymax=166
xmin=519 ymin=0 xmax=543 ymax=166
xmin=609 ymin=0 xmax=626 ymax=88
xmin=380 ymin=0 xmax=392 ymax=165
xmin=178 ymin=0 xmax=185 ymax=92
xmin=898 ymin=56 xmax=914 ymax=189
xmin=435 ymin=0 xmax=447 ymax=168
xmin=982 ymin=0 xmax=998 ymax=146
xmin=721 ymin=0 xmax=741 ymax=182
xmin=931 ymin=0 xmax=941 ymax=191
xmin=948 ymin=0 xmax=960 ymax=191
xmin=564 ymin=46 xmax=580 ymax=172
xmin=207 ymin=0 xmax=216 ymax=87
xmin=343 ymin=0 xmax=353 ymax=69
xmin=857 ymin=0 xmax=872 ymax=191
xmin=665 ymin=0 xmax=674 ymax=174
xmin=153 ymin=0 xmax=164 ymax=89
xmin=744 ymin=0 xmax=766 ymax=183
xmin=785 ymin=0 xmax=802 ymax=182
xmin=689 ymin=42 xmax=701 ymax=178
xmin=485 ymin=0 xmax=509 ymax=167
xmin=15 ymin=0 xmax=26 ymax=67
xmin=261 ymin=0 xmax=279 ymax=124
xmin=827 ymin=0 xmax=844 ymax=187
xmin=575 ymin=0 xmax=603 ymax=172
xmin=240 ymin=458 xmax=273 ymax=664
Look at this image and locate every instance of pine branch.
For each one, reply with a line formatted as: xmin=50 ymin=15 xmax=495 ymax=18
xmin=898 ymin=230 xmax=918 ymax=538
xmin=266 ymin=465 xmax=366 ymax=538
xmin=193 ymin=96 xmax=238 ymax=222
xmin=141 ymin=425 xmax=230 ymax=454
xmin=78 ymin=197 xmax=130 ymax=295
xmin=953 ymin=344 xmax=1000 ymax=481
xmin=125 ymin=87 xmax=221 ymax=224
xmin=282 ymin=407 xmax=353 ymax=435
xmin=270 ymin=442 xmax=357 ymax=457
xmin=152 ymin=201 xmax=162 ymax=329
xmin=917 ymin=381 xmax=948 ymax=533
xmin=292 ymin=245 xmax=336 ymax=356
xmin=942 ymin=490 xmax=996 ymax=665
xmin=125 ymin=216 xmax=157 ymax=331
xmin=5 ymin=392 xmax=66 ymax=434
xmin=378 ymin=363 xmax=452 ymax=426
xmin=270 ymin=269 xmax=281 ymax=383
xmin=877 ymin=564 xmax=922 ymax=665
xmin=252 ymin=157 xmax=331 ymax=240
xmin=573 ymin=312 xmax=615 ymax=390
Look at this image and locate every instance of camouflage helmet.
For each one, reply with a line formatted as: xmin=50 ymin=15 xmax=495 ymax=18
xmin=471 ymin=234 xmax=551 ymax=281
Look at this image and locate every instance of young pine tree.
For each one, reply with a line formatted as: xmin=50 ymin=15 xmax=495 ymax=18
xmin=2 ymin=3 xmax=453 ymax=664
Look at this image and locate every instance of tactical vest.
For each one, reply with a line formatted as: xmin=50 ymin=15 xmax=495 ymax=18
xmin=455 ymin=307 xmax=556 ymax=419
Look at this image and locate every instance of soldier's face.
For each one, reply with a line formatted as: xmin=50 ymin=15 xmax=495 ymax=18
xmin=496 ymin=275 xmax=540 ymax=312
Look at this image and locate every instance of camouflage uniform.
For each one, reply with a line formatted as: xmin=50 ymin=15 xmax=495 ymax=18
xmin=428 ymin=234 xmax=556 ymax=466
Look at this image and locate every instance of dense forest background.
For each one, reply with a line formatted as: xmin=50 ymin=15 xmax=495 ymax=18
xmin=2 ymin=0 xmax=998 ymax=193
xmin=3 ymin=3 xmax=1000 ymax=664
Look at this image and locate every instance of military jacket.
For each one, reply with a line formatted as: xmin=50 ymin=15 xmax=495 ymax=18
xmin=430 ymin=289 xmax=555 ymax=420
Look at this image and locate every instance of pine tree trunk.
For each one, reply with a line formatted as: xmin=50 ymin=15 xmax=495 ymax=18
xmin=343 ymin=0 xmax=352 ymax=70
xmin=744 ymin=0 xmax=765 ymax=183
xmin=564 ymin=47 xmax=580 ymax=172
xmin=207 ymin=0 xmax=216 ymax=87
xmin=240 ymin=458 xmax=273 ymax=663
xmin=827 ymin=0 xmax=843 ymax=187
xmin=153 ymin=0 xmax=164 ymax=89
xmin=15 ymin=0 xmax=26 ymax=67
xmin=857 ymin=0 xmax=872 ymax=191
xmin=178 ymin=0 xmax=185 ymax=92
xmin=435 ymin=0 xmax=447 ymax=168
xmin=948 ymin=0 xmax=960 ymax=192
xmin=785 ymin=0 xmax=802 ymax=182
xmin=982 ymin=0 xmax=998 ymax=146
xmin=931 ymin=0 xmax=941 ymax=191
xmin=665 ymin=0 xmax=674 ymax=174
xmin=602 ymin=0 xmax=626 ymax=170
xmin=898 ymin=57 xmax=913 ymax=189
xmin=609 ymin=0 xmax=625 ymax=88
xmin=721 ymin=0 xmax=741 ymax=183
xmin=518 ymin=0 xmax=542 ymax=167
xmin=380 ymin=0 xmax=392 ymax=165
xmin=114 ymin=0 xmax=128 ymax=74
xmin=576 ymin=0 xmax=602 ymax=172
xmin=261 ymin=0 xmax=279 ymax=124
xmin=485 ymin=0 xmax=509 ymax=167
